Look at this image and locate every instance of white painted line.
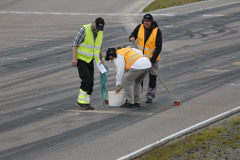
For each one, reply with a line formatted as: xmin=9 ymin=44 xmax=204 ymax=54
xmin=230 ymin=83 xmax=240 ymax=87
xmin=37 ymin=108 xmax=48 ymax=110
xmin=163 ymin=25 xmax=175 ymax=28
xmin=205 ymin=69 xmax=229 ymax=73
xmin=1 ymin=1 xmax=238 ymax=17
xmin=1 ymin=57 xmax=28 ymax=60
xmin=25 ymin=38 xmax=53 ymax=41
xmin=66 ymin=109 xmax=122 ymax=114
xmin=154 ymin=13 xmax=176 ymax=16
xmin=25 ymin=38 xmax=38 ymax=41
xmin=203 ymin=14 xmax=224 ymax=17
xmin=117 ymin=106 xmax=240 ymax=160
xmin=185 ymin=1 xmax=240 ymax=14
xmin=0 ymin=11 xmax=114 ymax=16
xmin=67 ymin=113 xmax=80 ymax=116
xmin=0 ymin=11 xmax=175 ymax=17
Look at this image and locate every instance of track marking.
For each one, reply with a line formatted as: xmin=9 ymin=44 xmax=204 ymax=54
xmin=66 ymin=113 xmax=80 ymax=116
xmin=221 ymin=55 xmax=237 ymax=58
xmin=205 ymin=69 xmax=229 ymax=73
xmin=66 ymin=109 xmax=122 ymax=114
xmin=1 ymin=57 xmax=28 ymax=60
xmin=25 ymin=38 xmax=52 ymax=41
xmin=0 ymin=11 xmax=175 ymax=17
xmin=233 ymin=62 xmax=240 ymax=66
xmin=53 ymin=47 xmax=64 ymax=49
xmin=1 ymin=1 xmax=239 ymax=18
xmin=185 ymin=1 xmax=240 ymax=14
xmin=230 ymin=83 xmax=240 ymax=87
xmin=117 ymin=106 xmax=240 ymax=160
xmin=163 ymin=25 xmax=175 ymax=28
xmin=203 ymin=14 xmax=224 ymax=17
xmin=36 ymin=108 xmax=48 ymax=110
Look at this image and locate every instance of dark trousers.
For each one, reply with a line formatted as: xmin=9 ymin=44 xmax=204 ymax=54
xmin=77 ymin=59 xmax=94 ymax=95
xmin=146 ymin=61 xmax=158 ymax=100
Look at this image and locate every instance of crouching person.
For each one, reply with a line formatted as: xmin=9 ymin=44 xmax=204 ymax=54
xmin=105 ymin=47 xmax=151 ymax=108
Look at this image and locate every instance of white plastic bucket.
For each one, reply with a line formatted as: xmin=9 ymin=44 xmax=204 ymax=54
xmin=108 ymin=90 xmax=125 ymax=106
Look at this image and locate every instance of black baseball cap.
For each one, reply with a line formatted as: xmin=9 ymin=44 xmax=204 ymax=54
xmin=143 ymin=14 xmax=153 ymax=21
xmin=95 ymin=17 xmax=105 ymax=31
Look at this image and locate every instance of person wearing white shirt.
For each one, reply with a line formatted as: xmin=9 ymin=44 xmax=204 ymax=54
xmin=105 ymin=47 xmax=151 ymax=108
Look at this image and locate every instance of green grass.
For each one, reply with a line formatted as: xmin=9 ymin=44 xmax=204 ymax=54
xmin=133 ymin=115 xmax=240 ymax=160
xmin=134 ymin=126 xmax=225 ymax=160
xmin=143 ymin=0 xmax=205 ymax=12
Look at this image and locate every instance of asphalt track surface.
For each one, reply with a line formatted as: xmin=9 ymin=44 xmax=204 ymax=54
xmin=0 ymin=0 xmax=240 ymax=160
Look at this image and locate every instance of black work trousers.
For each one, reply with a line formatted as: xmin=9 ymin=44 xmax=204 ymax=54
xmin=77 ymin=59 xmax=94 ymax=95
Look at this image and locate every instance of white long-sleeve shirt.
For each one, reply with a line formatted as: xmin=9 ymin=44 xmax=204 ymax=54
xmin=114 ymin=48 xmax=151 ymax=86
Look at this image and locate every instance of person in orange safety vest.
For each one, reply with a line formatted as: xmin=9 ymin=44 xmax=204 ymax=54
xmin=105 ymin=47 xmax=151 ymax=108
xmin=129 ymin=13 xmax=162 ymax=104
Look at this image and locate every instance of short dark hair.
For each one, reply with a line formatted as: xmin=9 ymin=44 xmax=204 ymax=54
xmin=105 ymin=48 xmax=116 ymax=61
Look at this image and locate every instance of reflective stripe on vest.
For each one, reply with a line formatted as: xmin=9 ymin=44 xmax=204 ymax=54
xmin=79 ymin=43 xmax=101 ymax=50
xmin=116 ymin=47 xmax=142 ymax=70
xmin=137 ymin=24 xmax=160 ymax=61
xmin=77 ymin=24 xmax=103 ymax=64
xmin=77 ymin=49 xmax=100 ymax=57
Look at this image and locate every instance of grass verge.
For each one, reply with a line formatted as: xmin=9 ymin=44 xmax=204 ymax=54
xmin=143 ymin=0 xmax=205 ymax=12
xmin=133 ymin=115 xmax=240 ymax=160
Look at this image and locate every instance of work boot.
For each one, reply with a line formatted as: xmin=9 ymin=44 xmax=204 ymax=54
xmin=76 ymin=102 xmax=88 ymax=110
xmin=120 ymin=100 xmax=135 ymax=108
xmin=134 ymin=103 xmax=141 ymax=107
xmin=146 ymin=99 xmax=152 ymax=104
xmin=86 ymin=104 xmax=95 ymax=110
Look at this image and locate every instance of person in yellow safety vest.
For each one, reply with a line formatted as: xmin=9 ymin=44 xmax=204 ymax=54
xmin=129 ymin=13 xmax=162 ymax=104
xmin=72 ymin=17 xmax=105 ymax=110
xmin=105 ymin=47 xmax=151 ymax=108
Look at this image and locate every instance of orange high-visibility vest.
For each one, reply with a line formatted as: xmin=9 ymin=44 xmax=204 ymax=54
xmin=137 ymin=24 xmax=160 ymax=61
xmin=116 ymin=47 xmax=142 ymax=70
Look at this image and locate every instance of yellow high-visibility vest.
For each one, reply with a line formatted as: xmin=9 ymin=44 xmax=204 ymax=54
xmin=116 ymin=47 xmax=142 ymax=70
xmin=77 ymin=24 xmax=103 ymax=64
xmin=137 ymin=24 xmax=160 ymax=61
